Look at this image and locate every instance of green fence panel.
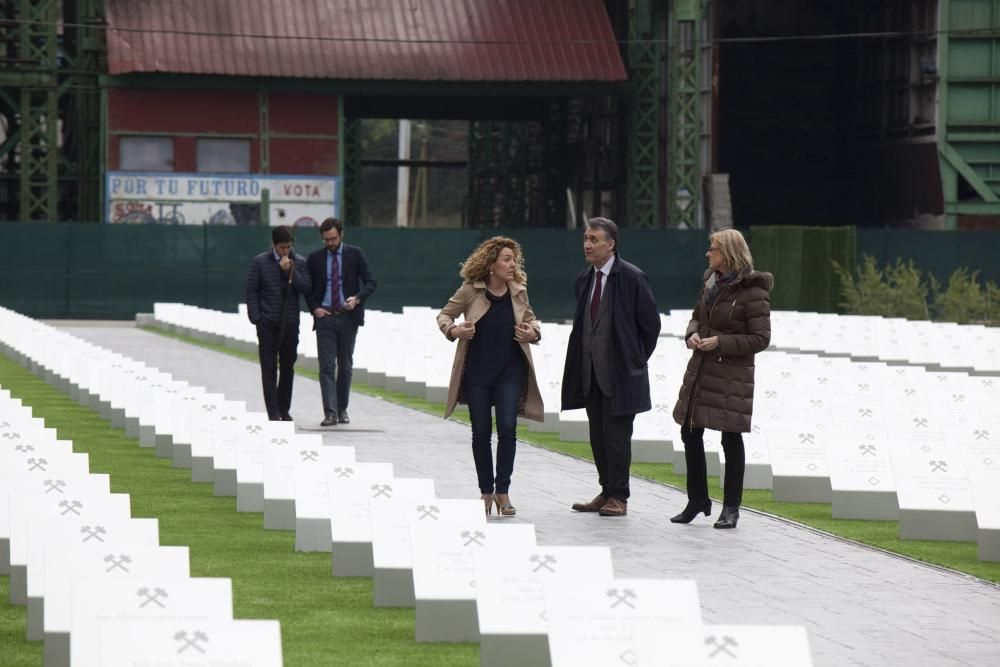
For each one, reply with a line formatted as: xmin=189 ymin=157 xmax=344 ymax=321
xmin=65 ymin=225 xmax=207 ymax=318
xmin=30 ymin=223 xmax=1000 ymax=322
xmin=857 ymin=229 xmax=1000 ymax=287
xmin=750 ymin=226 xmax=805 ymax=310
xmin=750 ymin=225 xmax=856 ymax=312
xmin=1 ymin=223 xmax=72 ymax=318
xmin=0 ymin=223 xmax=716 ymax=322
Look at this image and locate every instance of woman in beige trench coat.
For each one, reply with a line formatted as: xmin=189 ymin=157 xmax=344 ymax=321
xmin=437 ymin=236 xmax=543 ymax=516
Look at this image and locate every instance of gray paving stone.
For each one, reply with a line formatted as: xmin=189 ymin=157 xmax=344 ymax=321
xmin=56 ymin=325 xmax=1000 ymax=667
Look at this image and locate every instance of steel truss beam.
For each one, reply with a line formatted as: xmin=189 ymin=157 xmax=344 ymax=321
xmin=343 ymin=117 xmax=361 ymax=225
xmin=627 ymin=0 xmax=661 ymax=228
xmin=1 ymin=0 xmax=103 ymax=222
xmin=667 ymin=0 xmax=702 ymax=229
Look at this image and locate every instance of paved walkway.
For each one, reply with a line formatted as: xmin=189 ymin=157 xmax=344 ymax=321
xmin=57 ymin=324 xmax=1000 ymax=667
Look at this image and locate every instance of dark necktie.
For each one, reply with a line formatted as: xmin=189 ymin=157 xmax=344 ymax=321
xmin=329 ymin=252 xmax=341 ymax=309
xmin=590 ymin=270 xmax=603 ymax=324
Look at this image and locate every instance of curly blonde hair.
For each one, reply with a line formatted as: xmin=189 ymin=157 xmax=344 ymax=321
xmin=459 ymin=236 xmax=527 ymax=284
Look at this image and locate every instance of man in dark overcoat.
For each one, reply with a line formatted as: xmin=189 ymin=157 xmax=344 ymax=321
xmin=561 ymin=217 xmax=661 ymax=516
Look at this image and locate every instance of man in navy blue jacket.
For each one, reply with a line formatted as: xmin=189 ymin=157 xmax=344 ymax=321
xmin=306 ymin=218 xmax=378 ymax=426
xmin=246 ymin=225 xmax=311 ymax=421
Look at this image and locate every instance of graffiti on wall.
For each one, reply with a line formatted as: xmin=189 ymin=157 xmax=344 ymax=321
xmin=106 ymin=173 xmax=338 ymax=226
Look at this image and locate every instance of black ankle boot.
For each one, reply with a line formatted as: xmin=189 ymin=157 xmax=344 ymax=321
xmin=670 ymin=499 xmax=712 ymax=524
xmin=713 ymin=506 xmax=740 ymax=529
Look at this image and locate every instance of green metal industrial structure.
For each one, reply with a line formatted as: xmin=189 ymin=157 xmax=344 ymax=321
xmin=938 ymin=0 xmax=1000 ymax=224
xmin=1 ymin=0 xmax=104 ymax=224
xmin=2 ymin=0 xmax=999 ymax=229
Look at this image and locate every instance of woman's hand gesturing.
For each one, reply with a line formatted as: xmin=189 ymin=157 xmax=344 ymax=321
xmin=452 ymin=321 xmax=476 ymax=340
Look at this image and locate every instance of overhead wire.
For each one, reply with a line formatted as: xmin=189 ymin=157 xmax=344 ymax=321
xmin=3 ymin=16 xmax=995 ymax=48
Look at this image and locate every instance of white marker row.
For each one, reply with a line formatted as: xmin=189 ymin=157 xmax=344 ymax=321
xmin=0 ymin=386 xmax=281 ymax=667
xmin=149 ymin=303 xmax=1000 ymax=560
xmin=663 ymin=309 xmax=1000 ymax=373
xmin=2 ymin=306 xmax=818 ymax=665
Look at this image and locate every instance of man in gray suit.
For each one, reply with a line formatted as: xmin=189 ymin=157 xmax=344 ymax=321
xmin=561 ymin=217 xmax=661 ymax=516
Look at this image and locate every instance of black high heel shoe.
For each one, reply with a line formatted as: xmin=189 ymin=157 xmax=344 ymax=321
xmin=713 ymin=506 xmax=740 ymax=529
xmin=670 ymin=499 xmax=712 ymax=524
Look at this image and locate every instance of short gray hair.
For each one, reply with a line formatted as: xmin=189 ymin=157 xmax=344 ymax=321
xmin=586 ymin=217 xmax=620 ymax=255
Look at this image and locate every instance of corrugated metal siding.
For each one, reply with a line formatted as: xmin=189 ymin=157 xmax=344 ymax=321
xmin=106 ymin=0 xmax=626 ymax=82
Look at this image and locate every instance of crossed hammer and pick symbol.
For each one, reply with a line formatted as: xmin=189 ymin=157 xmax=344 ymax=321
xmin=80 ymin=525 xmax=107 ymax=542
xmin=859 ymin=444 xmax=877 ymax=456
xmin=416 ymin=505 xmax=440 ymax=520
xmin=334 ymin=467 xmax=354 ymax=478
xmin=300 ymin=450 xmax=319 ymax=462
xmin=44 ymin=479 xmax=66 ymax=494
xmin=104 ymin=554 xmax=132 ymax=572
xmin=529 ymin=554 xmax=557 ymax=573
xmin=174 ymin=630 xmax=208 ymax=654
xmin=929 ymin=460 xmax=948 ymax=473
xmin=26 ymin=457 xmax=48 ymax=471
xmin=705 ymin=635 xmax=738 ymax=658
xmin=606 ymin=588 xmax=637 ymax=609
xmin=137 ymin=587 xmax=168 ymax=608
xmin=371 ymin=484 xmax=392 ymax=498
xmin=59 ymin=499 xmax=83 ymax=515
xmin=460 ymin=530 xmax=485 ymax=547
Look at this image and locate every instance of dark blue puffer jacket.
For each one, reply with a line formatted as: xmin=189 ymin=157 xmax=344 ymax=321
xmin=245 ymin=250 xmax=311 ymax=325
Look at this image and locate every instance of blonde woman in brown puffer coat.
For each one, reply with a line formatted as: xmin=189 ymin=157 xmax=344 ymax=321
xmin=670 ymin=229 xmax=773 ymax=529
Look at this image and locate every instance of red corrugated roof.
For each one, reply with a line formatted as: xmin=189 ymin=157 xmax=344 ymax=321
xmin=106 ymin=0 xmax=627 ymax=82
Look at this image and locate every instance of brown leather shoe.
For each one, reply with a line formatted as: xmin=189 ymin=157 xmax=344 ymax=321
xmin=598 ymin=498 xmax=628 ymax=517
xmin=571 ymin=494 xmax=607 ymax=512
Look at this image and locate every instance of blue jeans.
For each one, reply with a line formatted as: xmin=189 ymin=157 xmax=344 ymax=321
xmin=316 ymin=313 xmax=358 ymax=416
xmin=464 ymin=380 xmax=521 ymax=494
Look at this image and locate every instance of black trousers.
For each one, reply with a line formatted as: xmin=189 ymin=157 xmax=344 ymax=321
xmin=584 ymin=379 xmax=635 ymax=502
xmin=256 ymin=319 xmax=299 ymax=420
xmin=680 ymin=424 xmax=745 ymax=507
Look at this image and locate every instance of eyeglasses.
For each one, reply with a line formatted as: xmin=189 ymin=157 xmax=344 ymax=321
xmin=707 ymin=246 xmax=720 ymax=253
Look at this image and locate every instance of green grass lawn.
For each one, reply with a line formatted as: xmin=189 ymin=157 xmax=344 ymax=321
xmin=2 ymin=324 xmax=998 ymax=665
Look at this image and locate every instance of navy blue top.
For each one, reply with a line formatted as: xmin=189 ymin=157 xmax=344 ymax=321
xmin=464 ymin=289 xmax=525 ymax=388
